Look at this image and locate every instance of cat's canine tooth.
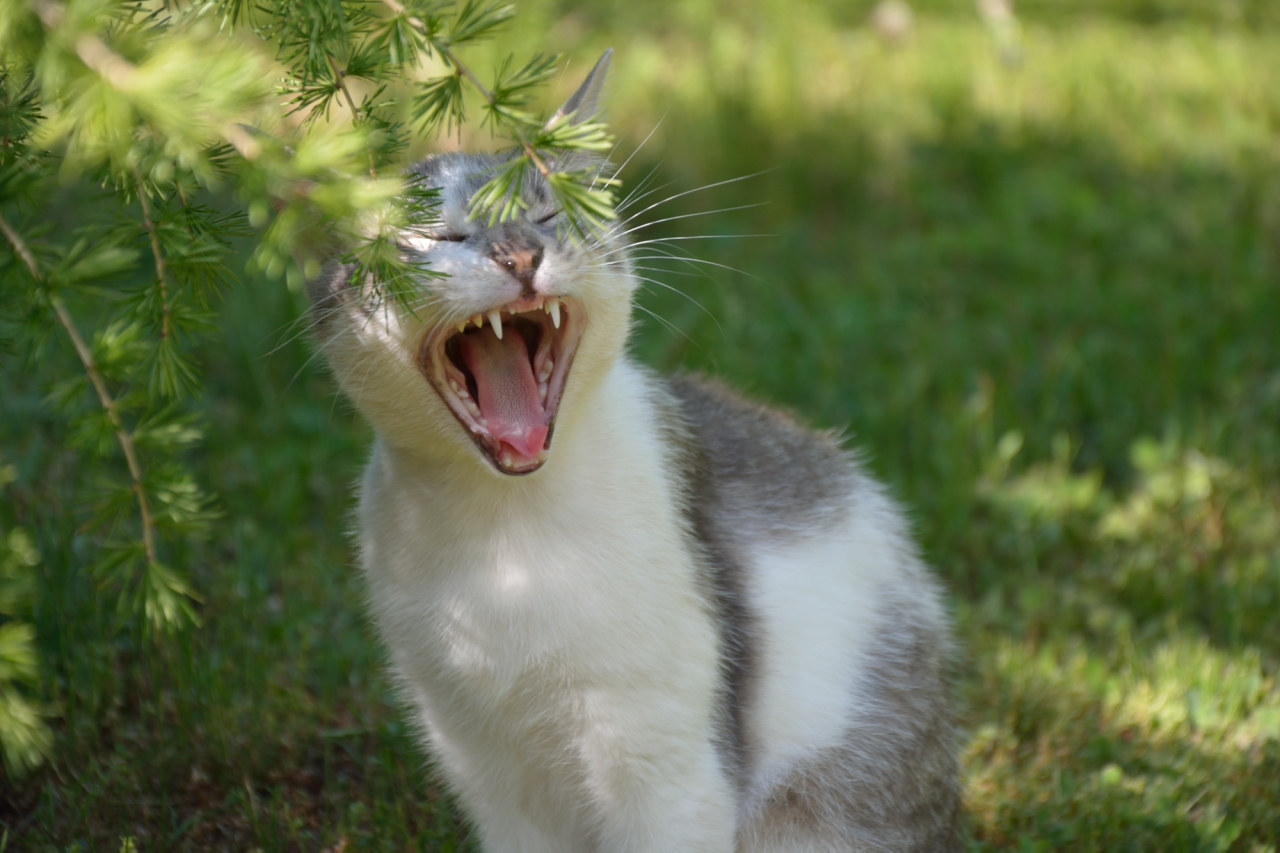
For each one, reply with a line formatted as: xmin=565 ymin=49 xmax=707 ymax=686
xmin=488 ymin=310 xmax=504 ymax=339
xmin=549 ymin=298 xmax=561 ymax=329
xmin=457 ymin=322 xmax=467 ymax=333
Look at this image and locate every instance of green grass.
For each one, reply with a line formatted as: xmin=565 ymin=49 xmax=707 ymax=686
xmin=4 ymin=1 xmax=1280 ymax=849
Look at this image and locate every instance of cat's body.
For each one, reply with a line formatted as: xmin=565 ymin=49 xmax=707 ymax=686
xmin=311 ymin=53 xmax=959 ymax=853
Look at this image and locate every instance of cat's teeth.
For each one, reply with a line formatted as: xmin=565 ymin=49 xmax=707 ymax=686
xmin=464 ymin=400 xmax=482 ymax=419
xmin=470 ymin=314 xmax=483 ymax=329
xmin=538 ymin=382 xmax=548 ymax=404
xmin=548 ymin=298 xmax=561 ymax=329
xmin=488 ymin=310 xmax=504 ymax=339
xmin=538 ymin=359 xmax=553 ymax=381
xmin=457 ymin=322 xmax=466 ymax=333
xmin=448 ymin=379 xmax=461 ymax=394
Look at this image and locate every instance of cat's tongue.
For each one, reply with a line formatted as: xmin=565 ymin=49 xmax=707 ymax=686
xmin=456 ymin=330 xmax=548 ymax=459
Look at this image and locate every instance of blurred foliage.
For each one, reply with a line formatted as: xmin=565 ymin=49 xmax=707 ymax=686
xmin=0 ymin=0 xmax=616 ymax=778
xmin=2 ymin=0 xmax=1280 ymax=848
xmin=0 ymin=459 xmax=52 ymax=778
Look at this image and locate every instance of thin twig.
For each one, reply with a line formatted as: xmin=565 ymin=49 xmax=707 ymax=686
xmin=380 ymin=0 xmax=553 ymax=179
xmin=0 ymin=211 xmax=158 ymax=566
xmin=32 ymin=0 xmax=262 ymax=161
xmin=134 ymin=170 xmax=172 ymax=341
xmin=326 ymin=53 xmax=362 ymax=118
xmin=325 ymin=53 xmax=377 ymax=177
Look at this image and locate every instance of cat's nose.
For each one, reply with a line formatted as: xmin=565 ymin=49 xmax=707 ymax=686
xmin=491 ymin=243 xmax=544 ymax=296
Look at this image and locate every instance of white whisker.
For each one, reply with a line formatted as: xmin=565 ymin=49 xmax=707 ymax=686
xmin=596 ymin=116 xmax=665 ymax=194
xmin=608 ymin=203 xmax=766 ymax=242
xmin=618 ymin=170 xmax=772 ymax=222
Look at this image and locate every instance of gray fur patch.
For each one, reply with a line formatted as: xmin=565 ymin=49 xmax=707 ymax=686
xmin=652 ymin=375 xmax=872 ymax=795
xmin=665 ymin=375 xmax=859 ymax=540
xmin=650 ymin=380 xmax=758 ymax=794
xmin=658 ymin=375 xmax=959 ymax=850
xmin=740 ymin=582 xmax=961 ymax=852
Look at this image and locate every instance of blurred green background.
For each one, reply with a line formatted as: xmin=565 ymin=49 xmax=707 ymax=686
xmin=4 ymin=0 xmax=1280 ymax=848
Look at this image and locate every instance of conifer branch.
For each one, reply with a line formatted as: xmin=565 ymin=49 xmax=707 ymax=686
xmin=325 ymin=53 xmax=377 ymax=177
xmin=381 ymin=0 xmax=552 ymax=179
xmin=134 ymin=171 xmax=173 ymax=341
xmin=326 ymin=53 xmax=362 ymax=119
xmin=0 ymin=211 xmax=159 ymax=567
xmin=30 ymin=0 xmax=263 ymax=161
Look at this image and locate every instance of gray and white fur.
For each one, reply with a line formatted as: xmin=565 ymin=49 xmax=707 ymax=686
xmin=308 ymin=51 xmax=960 ymax=852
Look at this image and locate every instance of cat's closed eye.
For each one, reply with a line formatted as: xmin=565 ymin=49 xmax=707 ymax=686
xmin=431 ymin=230 xmax=468 ymax=242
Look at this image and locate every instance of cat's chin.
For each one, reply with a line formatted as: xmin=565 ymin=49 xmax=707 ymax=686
xmin=420 ymin=295 xmax=584 ymax=476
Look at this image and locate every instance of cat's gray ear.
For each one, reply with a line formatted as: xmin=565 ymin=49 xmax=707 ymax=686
xmin=545 ymin=49 xmax=613 ymax=129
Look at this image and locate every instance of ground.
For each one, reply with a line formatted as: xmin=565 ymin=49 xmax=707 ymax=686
xmin=3 ymin=0 xmax=1279 ymax=849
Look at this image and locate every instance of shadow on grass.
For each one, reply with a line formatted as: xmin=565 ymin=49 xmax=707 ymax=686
xmin=960 ymin=605 xmax=1280 ymax=850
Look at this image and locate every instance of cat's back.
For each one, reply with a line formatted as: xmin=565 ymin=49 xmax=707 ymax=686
xmin=659 ymin=374 xmax=961 ymax=851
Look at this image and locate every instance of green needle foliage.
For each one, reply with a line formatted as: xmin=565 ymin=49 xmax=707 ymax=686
xmin=0 ymin=0 xmax=616 ymax=775
xmin=0 ymin=459 xmax=52 ymax=778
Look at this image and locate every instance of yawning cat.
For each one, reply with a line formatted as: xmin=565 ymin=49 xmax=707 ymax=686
xmin=309 ymin=50 xmax=960 ymax=853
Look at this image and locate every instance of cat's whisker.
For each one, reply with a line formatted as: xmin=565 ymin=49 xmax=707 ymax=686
xmin=628 ymin=263 xmax=711 ymax=280
xmin=614 ymin=162 xmax=666 ymax=213
xmin=624 ymin=233 xmax=774 ymax=248
xmin=282 ymin=340 xmax=335 ymax=394
xmin=630 ymin=300 xmax=699 ymax=347
xmin=625 ymin=251 xmax=764 ymax=284
xmin=607 ymin=203 xmax=766 ymax=242
xmin=265 ymin=303 xmax=337 ymax=359
xmin=616 ymin=170 xmax=773 ymax=223
xmin=626 ymin=273 xmax=723 ymax=333
xmin=615 ymin=176 xmax=676 ymax=218
xmin=596 ymin=116 xmax=665 ymax=194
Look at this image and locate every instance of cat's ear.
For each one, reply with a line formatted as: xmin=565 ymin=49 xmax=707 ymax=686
xmin=545 ymin=49 xmax=613 ymax=129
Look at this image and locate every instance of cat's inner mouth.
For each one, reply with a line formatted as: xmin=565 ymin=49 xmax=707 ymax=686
xmin=424 ymin=296 xmax=582 ymax=475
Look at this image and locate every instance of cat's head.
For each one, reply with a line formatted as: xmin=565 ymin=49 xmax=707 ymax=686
xmin=309 ymin=51 xmax=633 ymax=476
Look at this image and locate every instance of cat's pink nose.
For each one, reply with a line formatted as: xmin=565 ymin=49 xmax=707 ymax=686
xmin=492 ymin=245 xmax=543 ymax=295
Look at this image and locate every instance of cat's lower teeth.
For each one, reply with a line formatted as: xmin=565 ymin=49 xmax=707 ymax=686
xmin=427 ymin=294 xmax=580 ymax=475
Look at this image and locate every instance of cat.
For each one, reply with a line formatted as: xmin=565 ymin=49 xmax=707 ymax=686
xmin=308 ymin=50 xmax=961 ymax=853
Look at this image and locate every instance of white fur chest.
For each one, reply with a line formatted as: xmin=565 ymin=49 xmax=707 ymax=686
xmin=355 ymin=363 xmax=731 ymax=848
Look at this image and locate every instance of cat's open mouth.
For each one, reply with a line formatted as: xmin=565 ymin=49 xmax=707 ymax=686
xmin=422 ymin=296 xmax=583 ymax=475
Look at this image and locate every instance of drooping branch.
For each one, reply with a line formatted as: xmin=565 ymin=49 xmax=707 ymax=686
xmin=30 ymin=0 xmax=263 ymax=161
xmin=325 ymin=53 xmax=362 ymax=119
xmin=0 ymin=211 xmax=159 ymax=567
xmin=381 ymin=0 xmax=552 ymax=179
xmin=134 ymin=171 xmax=173 ymax=341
